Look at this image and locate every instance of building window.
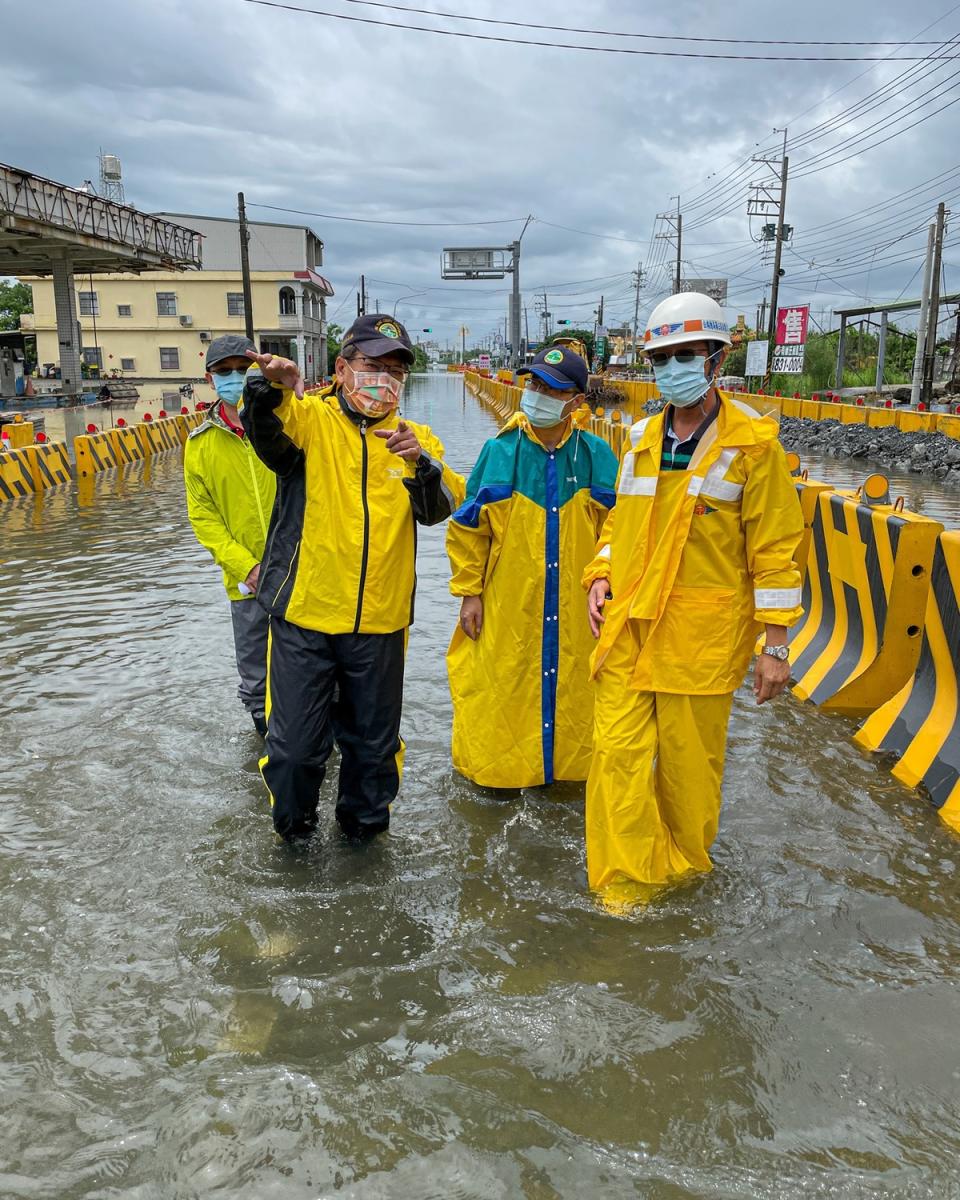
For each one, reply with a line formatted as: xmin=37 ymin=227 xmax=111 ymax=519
xmin=117 ymin=304 xmax=132 ymax=317
xmin=159 ymin=347 xmax=180 ymax=370
xmin=82 ymin=347 xmax=104 ymax=368
xmin=279 ymin=286 xmax=297 ymax=315
xmin=226 ymin=292 xmax=245 ymax=317
xmin=121 ymin=357 xmax=136 ymax=371
xmin=156 ymin=292 xmax=178 ymax=316
xmin=78 ymin=291 xmax=100 ymax=316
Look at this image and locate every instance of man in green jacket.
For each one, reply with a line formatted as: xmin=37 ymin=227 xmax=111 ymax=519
xmin=183 ymin=335 xmax=277 ymax=735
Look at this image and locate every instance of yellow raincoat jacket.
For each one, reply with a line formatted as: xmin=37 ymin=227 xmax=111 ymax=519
xmin=584 ymin=395 xmax=805 ymax=692
xmin=183 ymin=401 xmax=277 ymax=600
xmin=447 ymin=412 xmax=619 ymax=787
xmin=239 ymin=379 xmax=464 ymax=634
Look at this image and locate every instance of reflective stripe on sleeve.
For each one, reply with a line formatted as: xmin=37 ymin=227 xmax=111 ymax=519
xmin=754 ymin=587 xmax=802 ymax=609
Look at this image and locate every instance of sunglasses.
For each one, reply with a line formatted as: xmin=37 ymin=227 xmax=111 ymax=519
xmin=649 ymin=350 xmax=706 ymax=367
xmin=210 ymin=364 xmax=251 ymax=376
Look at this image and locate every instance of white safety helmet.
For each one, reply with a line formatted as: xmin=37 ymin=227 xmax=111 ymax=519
xmin=642 ymin=292 xmax=732 ymax=356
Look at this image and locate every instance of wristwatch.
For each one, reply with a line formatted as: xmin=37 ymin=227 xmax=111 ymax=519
xmin=761 ymin=644 xmax=790 ymax=661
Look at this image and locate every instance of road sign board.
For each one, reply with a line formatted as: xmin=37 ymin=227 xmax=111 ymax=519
xmin=745 ymin=340 xmax=768 ymax=376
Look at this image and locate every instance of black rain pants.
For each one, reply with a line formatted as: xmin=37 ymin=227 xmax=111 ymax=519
xmin=262 ymin=615 xmax=405 ymax=841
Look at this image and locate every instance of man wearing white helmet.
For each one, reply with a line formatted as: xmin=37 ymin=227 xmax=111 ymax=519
xmin=582 ymin=292 xmax=804 ymax=899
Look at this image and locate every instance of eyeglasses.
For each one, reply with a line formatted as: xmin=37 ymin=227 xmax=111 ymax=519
xmin=353 ymin=357 xmax=409 ymax=381
xmin=527 ymin=377 xmax=571 ymax=397
xmin=210 ymin=364 xmax=251 ymax=376
xmin=649 ymin=350 xmax=705 ymax=367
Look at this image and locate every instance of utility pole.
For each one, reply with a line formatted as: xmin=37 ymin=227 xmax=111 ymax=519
xmin=766 ymin=155 xmax=789 ymax=354
xmin=237 ymin=192 xmax=255 ymax=342
xmin=357 ymin=274 xmax=367 ymax=317
xmin=631 ymin=262 xmax=644 ymax=363
xmin=748 ymin=131 xmax=790 ymax=387
xmin=922 ymin=201 xmax=948 ymax=405
xmin=911 ymin=222 xmax=936 ymax=407
xmin=655 ymin=199 xmax=682 ymax=294
xmin=542 ymin=289 xmax=549 ymax=343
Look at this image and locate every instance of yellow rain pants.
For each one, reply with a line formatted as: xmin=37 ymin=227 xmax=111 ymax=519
xmin=586 ymin=616 xmax=734 ymax=892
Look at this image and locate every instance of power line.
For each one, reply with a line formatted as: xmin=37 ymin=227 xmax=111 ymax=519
xmin=237 ymin=0 xmax=960 ymax=59
xmin=334 ymin=0 xmax=943 ymax=46
xmin=246 ymin=201 xmax=527 ymax=226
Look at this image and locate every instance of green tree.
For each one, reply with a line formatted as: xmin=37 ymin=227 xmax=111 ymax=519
xmin=546 ymin=327 xmax=595 ymax=361
xmin=0 ymin=281 xmax=32 ymax=332
xmin=326 ymin=322 xmax=343 ymax=374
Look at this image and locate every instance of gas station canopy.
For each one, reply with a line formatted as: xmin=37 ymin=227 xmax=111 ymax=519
xmin=0 ymin=162 xmax=202 ymax=275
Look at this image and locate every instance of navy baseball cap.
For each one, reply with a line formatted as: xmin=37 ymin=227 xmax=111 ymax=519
xmin=517 ymin=344 xmax=588 ymax=392
xmin=341 ymin=314 xmax=416 ymax=365
xmin=206 ymin=334 xmax=256 ymax=370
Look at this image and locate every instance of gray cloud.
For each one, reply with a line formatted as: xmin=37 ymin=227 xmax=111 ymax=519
xmin=3 ymin=0 xmax=957 ymax=341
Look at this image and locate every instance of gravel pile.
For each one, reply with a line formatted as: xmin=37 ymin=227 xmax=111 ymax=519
xmin=778 ymin=416 xmax=960 ymax=485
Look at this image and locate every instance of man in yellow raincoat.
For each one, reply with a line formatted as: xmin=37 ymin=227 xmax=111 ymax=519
xmin=583 ymin=292 xmax=804 ymax=895
xmin=238 ymin=315 xmax=464 ymax=842
xmin=447 ymin=345 xmax=618 ymax=788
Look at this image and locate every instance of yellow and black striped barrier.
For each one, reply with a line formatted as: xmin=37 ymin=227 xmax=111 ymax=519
xmin=855 ymin=530 xmax=960 ymax=833
xmin=787 ymin=490 xmax=942 ymax=718
xmin=0 ymin=446 xmax=36 ymax=499
xmin=73 ymin=412 xmax=199 ymax=478
xmin=26 ymin=442 xmax=72 ymax=491
xmin=74 ymin=428 xmax=122 ymax=477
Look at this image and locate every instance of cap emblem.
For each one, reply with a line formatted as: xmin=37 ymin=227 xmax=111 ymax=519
xmin=377 ymin=320 xmax=401 ymax=339
xmin=544 ymin=348 xmax=564 ymax=364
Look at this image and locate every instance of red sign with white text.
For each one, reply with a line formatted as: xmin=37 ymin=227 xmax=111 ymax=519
xmin=773 ymin=305 xmax=810 ymax=374
xmin=775 ymin=305 xmax=809 ymax=347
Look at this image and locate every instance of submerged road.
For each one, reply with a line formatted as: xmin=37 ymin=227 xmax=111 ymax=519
xmin=4 ymin=372 xmax=960 ymax=1198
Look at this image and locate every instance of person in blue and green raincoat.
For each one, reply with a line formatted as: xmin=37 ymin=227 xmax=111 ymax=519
xmin=446 ymin=345 xmax=619 ymax=789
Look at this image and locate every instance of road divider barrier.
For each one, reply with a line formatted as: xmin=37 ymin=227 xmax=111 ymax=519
xmin=788 ymin=489 xmax=942 ymax=717
xmin=0 ymin=410 xmax=205 ymax=501
xmin=855 ymin=531 xmax=960 ymax=833
xmin=0 ymin=446 xmax=36 ymax=499
xmin=73 ymin=411 xmax=201 ymax=479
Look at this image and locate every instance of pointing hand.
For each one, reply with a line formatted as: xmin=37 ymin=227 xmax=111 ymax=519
xmin=244 ymin=350 xmax=305 ymax=399
xmin=374 ymin=420 xmax=422 ymax=462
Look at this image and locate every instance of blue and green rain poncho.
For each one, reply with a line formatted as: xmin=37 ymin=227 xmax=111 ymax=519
xmin=446 ymin=411 xmax=618 ymax=788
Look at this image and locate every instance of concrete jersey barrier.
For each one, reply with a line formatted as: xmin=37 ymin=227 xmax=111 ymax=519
xmin=788 ymin=491 xmax=942 ymax=717
xmin=855 ymin=530 xmax=960 ymax=833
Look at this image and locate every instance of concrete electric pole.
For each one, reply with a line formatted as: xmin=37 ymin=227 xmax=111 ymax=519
xmin=237 ymin=192 xmax=256 ymax=343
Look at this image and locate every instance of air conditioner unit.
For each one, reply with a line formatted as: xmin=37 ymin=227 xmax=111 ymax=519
xmin=199 ymin=331 xmax=212 ymax=342
xmin=179 ymin=315 xmax=193 ymax=327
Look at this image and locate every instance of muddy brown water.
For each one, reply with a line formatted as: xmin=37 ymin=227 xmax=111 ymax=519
xmin=3 ymin=374 xmax=960 ymax=1198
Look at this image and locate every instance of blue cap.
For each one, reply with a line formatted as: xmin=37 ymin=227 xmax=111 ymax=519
xmin=517 ymin=344 xmax=588 ymax=391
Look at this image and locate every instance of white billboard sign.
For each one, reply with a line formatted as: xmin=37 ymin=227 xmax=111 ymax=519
xmin=745 ymin=340 xmax=768 ymax=376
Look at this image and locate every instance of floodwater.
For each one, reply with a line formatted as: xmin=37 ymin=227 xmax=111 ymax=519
xmin=3 ymin=373 xmax=960 ymax=1199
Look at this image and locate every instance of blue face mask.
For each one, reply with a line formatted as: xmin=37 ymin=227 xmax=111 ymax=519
xmin=521 ymin=389 xmax=570 ymax=427
xmin=212 ymin=370 xmax=247 ymax=406
xmin=653 ymin=354 xmax=716 ymax=408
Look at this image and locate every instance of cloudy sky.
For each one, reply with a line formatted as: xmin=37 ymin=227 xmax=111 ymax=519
xmin=4 ymin=0 xmax=959 ymax=345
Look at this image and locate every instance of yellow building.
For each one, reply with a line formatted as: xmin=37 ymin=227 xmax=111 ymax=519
xmin=21 ymin=213 xmax=333 ymax=384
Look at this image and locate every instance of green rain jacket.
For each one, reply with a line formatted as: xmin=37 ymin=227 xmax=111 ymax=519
xmin=183 ymin=400 xmax=277 ymax=600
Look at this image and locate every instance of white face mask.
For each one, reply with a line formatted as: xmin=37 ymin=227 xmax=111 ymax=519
xmin=521 ymin=389 xmax=570 ymax=427
xmin=343 ymin=365 xmax=405 ymax=416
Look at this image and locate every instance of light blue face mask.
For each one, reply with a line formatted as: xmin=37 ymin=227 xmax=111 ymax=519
xmin=521 ymin=389 xmax=570 ymax=427
xmin=212 ymin=370 xmax=247 ymax=406
xmin=653 ymin=354 xmax=717 ymax=408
